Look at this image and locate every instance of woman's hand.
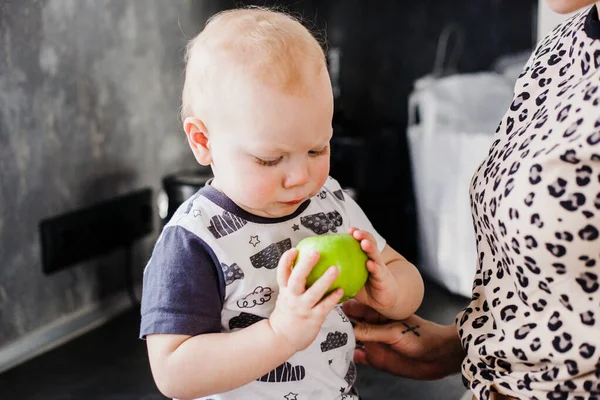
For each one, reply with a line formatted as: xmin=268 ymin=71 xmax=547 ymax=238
xmin=343 ymin=300 xmax=465 ymax=380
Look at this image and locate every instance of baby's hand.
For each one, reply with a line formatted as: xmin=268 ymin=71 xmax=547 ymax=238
xmin=269 ymin=248 xmax=344 ymax=352
xmin=350 ymin=228 xmax=400 ymax=312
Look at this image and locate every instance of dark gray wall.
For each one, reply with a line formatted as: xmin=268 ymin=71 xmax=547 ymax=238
xmin=0 ymin=0 xmax=537 ymax=349
xmin=0 ymin=0 xmax=211 ymax=346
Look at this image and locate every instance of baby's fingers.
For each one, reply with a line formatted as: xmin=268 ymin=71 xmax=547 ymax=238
xmin=360 ymin=238 xmax=382 ymax=264
xmin=303 ymin=266 xmax=339 ymax=307
xmin=351 ymin=229 xmax=384 ymax=266
xmin=288 ymin=249 xmax=320 ymax=295
xmin=314 ymin=287 xmax=344 ymax=317
xmin=350 ymin=227 xmax=376 ymax=245
xmin=276 ymin=248 xmax=298 ymax=288
xmin=366 ymin=259 xmax=385 ymax=277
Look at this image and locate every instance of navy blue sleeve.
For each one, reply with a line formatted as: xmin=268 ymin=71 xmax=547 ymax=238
xmin=139 ymin=225 xmax=225 ymax=339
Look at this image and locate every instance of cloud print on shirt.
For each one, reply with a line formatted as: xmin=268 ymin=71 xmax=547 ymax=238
xmin=320 ymin=331 xmax=348 ymax=352
xmin=250 ymin=238 xmax=292 ymax=270
xmin=301 ymin=211 xmax=343 ymax=234
xmin=207 ymin=211 xmax=247 ymax=238
xmin=344 ymin=362 xmax=357 ymax=385
xmin=229 ymin=312 xmax=266 ymax=330
xmin=237 ymin=286 xmax=273 ymax=309
xmin=221 ymin=262 xmax=244 ymax=285
xmin=257 ymin=361 xmax=306 ymax=383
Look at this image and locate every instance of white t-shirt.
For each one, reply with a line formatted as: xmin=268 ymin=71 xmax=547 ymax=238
xmin=141 ymin=176 xmax=385 ymax=400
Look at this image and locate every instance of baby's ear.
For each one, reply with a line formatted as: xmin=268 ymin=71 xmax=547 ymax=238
xmin=183 ymin=117 xmax=212 ymax=166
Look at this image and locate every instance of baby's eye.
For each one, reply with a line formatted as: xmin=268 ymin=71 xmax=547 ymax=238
xmin=255 ymin=157 xmax=282 ymax=167
xmin=309 ymin=145 xmax=329 ymax=156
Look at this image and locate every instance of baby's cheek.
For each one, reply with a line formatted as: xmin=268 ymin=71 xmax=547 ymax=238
xmin=312 ymin=159 xmax=330 ymax=190
xmin=242 ymin=173 xmax=279 ymax=203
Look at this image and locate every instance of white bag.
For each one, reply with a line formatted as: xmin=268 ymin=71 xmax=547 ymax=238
xmin=407 ymin=26 xmax=515 ymax=297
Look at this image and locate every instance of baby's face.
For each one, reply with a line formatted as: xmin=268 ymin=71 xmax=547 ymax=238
xmin=207 ymin=68 xmax=334 ymax=218
xmin=545 ymin=0 xmax=597 ymax=13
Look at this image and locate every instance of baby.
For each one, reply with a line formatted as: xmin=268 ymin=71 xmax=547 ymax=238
xmin=140 ymin=7 xmax=424 ymax=400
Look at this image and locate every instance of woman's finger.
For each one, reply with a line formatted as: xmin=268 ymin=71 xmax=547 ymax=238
xmin=343 ymin=300 xmax=390 ymax=324
xmin=360 ymin=341 xmax=450 ymax=380
xmin=342 ymin=299 xmax=371 ymax=321
xmin=276 ymin=248 xmax=297 ymax=288
xmin=303 ymin=266 xmax=339 ymax=307
xmin=353 ymin=346 xmax=369 ymax=365
xmin=353 ymin=320 xmax=405 ymax=345
xmin=359 ymin=341 xmax=419 ymax=376
xmin=287 ymin=249 xmax=319 ymax=295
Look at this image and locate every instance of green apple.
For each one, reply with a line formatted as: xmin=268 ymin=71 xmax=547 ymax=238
xmin=294 ymin=233 xmax=369 ymax=303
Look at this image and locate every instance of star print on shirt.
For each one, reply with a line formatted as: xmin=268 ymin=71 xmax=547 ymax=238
xmin=193 ymin=209 xmax=201 ymax=217
xmin=340 ymin=387 xmax=346 ymax=394
xmin=284 ymin=393 xmax=298 ymax=400
xmin=292 ymin=224 xmax=300 ymax=231
xmin=249 ymin=235 xmax=260 ymax=247
xmin=328 ymin=359 xmax=333 ymax=365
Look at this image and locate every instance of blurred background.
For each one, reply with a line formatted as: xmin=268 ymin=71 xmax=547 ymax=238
xmin=0 ymin=0 xmax=575 ymax=398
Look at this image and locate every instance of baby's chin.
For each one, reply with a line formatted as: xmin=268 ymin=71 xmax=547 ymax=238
xmin=239 ymin=201 xmax=304 ymax=219
xmin=545 ymin=0 xmax=593 ymax=14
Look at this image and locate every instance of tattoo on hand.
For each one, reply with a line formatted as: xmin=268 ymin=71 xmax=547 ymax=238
xmin=401 ymin=322 xmax=420 ymax=337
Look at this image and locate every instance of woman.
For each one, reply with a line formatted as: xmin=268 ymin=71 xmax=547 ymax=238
xmin=345 ymin=1 xmax=600 ymax=399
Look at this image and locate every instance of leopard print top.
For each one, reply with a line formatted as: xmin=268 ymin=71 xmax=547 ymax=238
xmin=456 ymin=7 xmax=600 ymax=400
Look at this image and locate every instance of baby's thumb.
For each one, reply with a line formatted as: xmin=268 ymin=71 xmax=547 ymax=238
xmin=353 ymin=321 xmax=395 ymax=344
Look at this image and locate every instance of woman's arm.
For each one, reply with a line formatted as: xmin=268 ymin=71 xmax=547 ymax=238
xmin=343 ymin=301 xmax=465 ymax=380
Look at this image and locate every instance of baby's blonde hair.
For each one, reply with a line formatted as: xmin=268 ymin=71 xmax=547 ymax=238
xmin=180 ymin=7 xmax=327 ymax=122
